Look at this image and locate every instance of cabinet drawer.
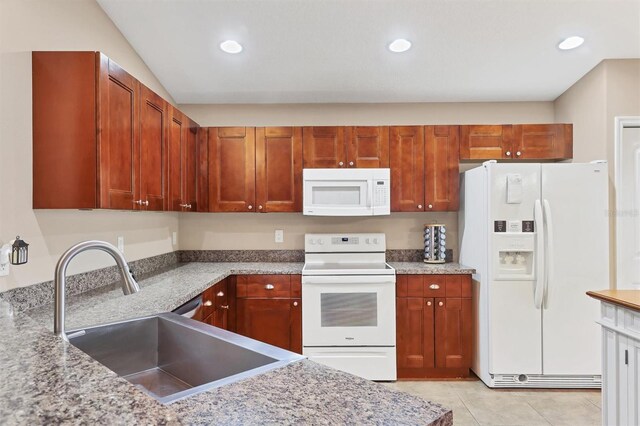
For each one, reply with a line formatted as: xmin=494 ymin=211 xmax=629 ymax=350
xmin=424 ymin=276 xmax=446 ymax=297
xmin=237 ymin=275 xmax=291 ymax=298
xmin=445 ymin=275 xmax=472 ymax=298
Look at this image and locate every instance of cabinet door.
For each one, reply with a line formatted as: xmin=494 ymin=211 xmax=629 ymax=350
xmin=97 ymin=53 xmax=139 ymax=209
xmin=435 ymin=297 xmax=472 ymax=370
xmin=346 ymin=126 xmax=389 ymax=168
xmin=459 ymin=125 xmax=512 ymax=160
xmin=397 ymin=297 xmax=435 ymax=378
xmin=290 ymin=298 xmax=302 ymax=354
xmin=512 ymin=124 xmax=572 ymax=160
xmin=182 ymin=120 xmax=198 ymax=211
xmin=138 ymin=85 xmax=167 ymax=211
xmin=628 ymin=337 xmax=640 ymax=426
xmin=196 ymin=127 xmax=209 ymax=212
xmin=302 ymin=126 xmax=347 ymax=168
xmin=256 ymin=127 xmax=303 ymax=212
xmin=209 ymin=127 xmax=256 ymax=212
xmin=213 ymin=279 xmax=229 ymax=330
xmin=236 ymin=298 xmax=294 ymax=351
xmin=390 ymin=126 xmax=425 ymax=212
xmin=424 ymin=125 xmax=460 ymax=211
xmin=167 ymin=107 xmax=185 ymax=211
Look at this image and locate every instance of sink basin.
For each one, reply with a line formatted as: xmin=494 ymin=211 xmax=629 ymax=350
xmin=68 ymin=312 xmax=305 ymax=404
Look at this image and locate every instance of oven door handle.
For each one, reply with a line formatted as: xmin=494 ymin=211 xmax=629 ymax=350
xmin=302 ymin=275 xmax=395 ymax=285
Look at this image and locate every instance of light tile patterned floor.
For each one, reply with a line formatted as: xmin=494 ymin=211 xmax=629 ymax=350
xmin=385 ymin=380 xmax=601 ymax=425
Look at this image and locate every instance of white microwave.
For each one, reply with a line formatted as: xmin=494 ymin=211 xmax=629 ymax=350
xmin=302 ymin=168 xmax=390 ymax=216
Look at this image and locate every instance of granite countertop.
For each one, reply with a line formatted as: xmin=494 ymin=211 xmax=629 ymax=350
xmin=587 ymin=289 xmax=640 ymax=312
xmin=391 ymin=262 xmax=475 ymax=275
xmin=1 ymin=261 xmax=456 ymax=425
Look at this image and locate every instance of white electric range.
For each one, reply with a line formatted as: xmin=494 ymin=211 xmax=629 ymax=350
xmin=302 ymin=233 xmax=396 ymax=381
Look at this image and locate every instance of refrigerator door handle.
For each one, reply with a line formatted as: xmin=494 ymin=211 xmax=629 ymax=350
xmin=534 ymin=199 xmax=544 ymax=309
xmin=542 ymin=199 xmax=554 ymax=308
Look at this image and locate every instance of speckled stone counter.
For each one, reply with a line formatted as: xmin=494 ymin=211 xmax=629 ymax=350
xmin=391 ymin=262 xmax=475 ymax=275
xmin=1 ymin=262 xmax=462 ymax=425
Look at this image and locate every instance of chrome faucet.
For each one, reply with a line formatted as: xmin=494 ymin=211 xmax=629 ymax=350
xmin=54 ymin=240 xmax=140 ymax=341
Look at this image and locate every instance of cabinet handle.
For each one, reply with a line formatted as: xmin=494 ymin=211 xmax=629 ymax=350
xmin=179 ymin=203 xmax=187 ymax=208
xmin=186 ymin=204 xmax=192 ymax=209
xmin=248 ymin=204 xmax=253 ymax=210
xmin=216 ymin=291 xmax=224 ymax=297
xmin=506 ymin=151 xmax=511 ymax=157
xmin=438 ymin=301 xmax=444 ymax=307
xmin=203 ymin=300 xmax=213 ymax=307
xmin=418 ymin=204 xmax=423 ymax=209
xmin=293 ymin=301 xmax=299 ymax=307
xmin=428 ymin=204 xmax=433 ymax=209
xmin=338 ymin=161 xmax=344 ymax=167
xmin=516 ymin=151 xmax=522 ymax=157
xmin=429 ymin=284 xmax=440 ymax=290
xmin=221 ymin=305 xmax=229 ymax=310
xmin=349 ymin=161 xmax=354 ymax=167
xmin=134 ymin=200 xmax=143 ymax=205
xmin=265 ymin=284 xmax=275 ymax=290
xmin=258 ymin=205 xmax=263 ymax=210
xmin=426 ymin=301 xmax=432 ymax=306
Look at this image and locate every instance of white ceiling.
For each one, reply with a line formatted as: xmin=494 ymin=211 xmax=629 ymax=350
xmin=97 ymin=0 xmax=640 ymax=104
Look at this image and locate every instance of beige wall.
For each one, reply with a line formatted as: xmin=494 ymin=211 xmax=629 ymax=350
xmin=178 ymin=102 xmax=555 ymax=253
xmin=555 ymin=59 xmax=640 ymax=287
xmin=0 ymin=0 xmax=179 ymax=291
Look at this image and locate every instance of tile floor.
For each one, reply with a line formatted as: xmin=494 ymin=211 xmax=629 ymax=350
xmin=385 ymin=380 xmax=601 ymax=425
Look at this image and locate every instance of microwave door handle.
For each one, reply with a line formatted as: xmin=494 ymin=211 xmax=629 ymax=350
xmin=367 ymin=180 xmax=373 ymax=208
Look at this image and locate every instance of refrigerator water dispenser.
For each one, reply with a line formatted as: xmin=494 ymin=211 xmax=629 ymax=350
xmin=493 ymin=233 xmax=535 ymax=280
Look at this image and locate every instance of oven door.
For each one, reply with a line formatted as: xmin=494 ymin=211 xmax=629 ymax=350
xmin=302 ymin=275 xmax=396 ymax=346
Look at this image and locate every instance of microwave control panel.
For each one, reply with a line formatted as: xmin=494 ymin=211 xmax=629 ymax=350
xmin=374 ymin=180 xmax=389 ymax=206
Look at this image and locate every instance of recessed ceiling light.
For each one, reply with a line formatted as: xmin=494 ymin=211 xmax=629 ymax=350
xmin=220 ymin=40 xmax=243 ymax=54
xmin=558 ymin=36 xmax=584 ymax=50
xmin=388 ymin=39 xmax=412 ymax=53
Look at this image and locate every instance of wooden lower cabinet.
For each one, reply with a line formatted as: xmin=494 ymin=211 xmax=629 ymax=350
xmin=396 ymin=274 xmax=473 ymax=378
xmin=194 ymin=278 xmax=231 ymax=330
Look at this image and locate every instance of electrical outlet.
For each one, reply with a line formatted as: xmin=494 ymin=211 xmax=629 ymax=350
xmin=0 ymin=263 xmax=8 ymax=277
xmin=117 ymin=236 xmax=125 ymax=253
xmin=275 ymin=230 xmax=284 ymax=243
xmin=172 ymin=232 xmax=177 ymax=246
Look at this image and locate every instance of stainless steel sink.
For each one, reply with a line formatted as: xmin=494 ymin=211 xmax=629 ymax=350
xmin=68 ymin=313 xmax=305 ymax=404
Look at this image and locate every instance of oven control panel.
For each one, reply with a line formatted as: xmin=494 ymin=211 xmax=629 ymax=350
xmin=305 ymin=233 xmax=386 ymax=253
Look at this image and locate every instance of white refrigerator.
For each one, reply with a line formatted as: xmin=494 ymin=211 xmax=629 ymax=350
xmin=459 ymin=161 xmax=609 ymax=388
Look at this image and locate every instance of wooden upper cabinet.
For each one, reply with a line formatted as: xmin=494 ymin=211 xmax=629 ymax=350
xmin=97 ymin=53 xmax=139 ymax=210
xmin=256 ymin=127 xmax=303 ymax=212
xmin=460 ymin=124 xmax=573 ymax=160
xmin=196 ymin=127 xmax=209 ymax=212
xmin=345 ymin=126 xmax=389 ymax=168
xmin=390 ymin=126 xmax=425 ymax=212
xmin=425 ymin=126 xmax=460 ymax=211
xmin=209 ymin=127 xmax=256 ymax=212
xmin=459 ymin=125 xmax=511 ymax=160
xmin=168 ymin=106 xmax=185 ymax=211
xmin=33 ymin=52 xmax=98 ymax=209
xmin=183 ymin=119 xmax=199 ymax=211
xmin=512 ymin=124 xmax=572 ymax=160
xmin=138 ymin=85 xmax=167 ymax=211
xmin=302 ymin=126 xmax=347 ymax=168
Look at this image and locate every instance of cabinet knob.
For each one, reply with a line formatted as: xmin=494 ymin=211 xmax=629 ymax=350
xmin=293 ymin=301 xmax=298 ymax=307
xmin=349 ymin=161 xmax=354 ymax=167
xmin=438 ymin=301 xmax=444 ymax=307
xmin=216 ymin=291 xmax=224 ymax=297
xmin=426 ymin=301 xmax=432 ymax=306
xmin=144 ymin=200 xmax=150 ymax=206
xmin=203 ymin=300 xmax=213 ymax=307
xmin=265 ymin=284 xmax=275 ymax=290
xmin=248 ymin=204 xmax=253 ymax=210
xmin=516 ymin=151 xmax=522 ymax=157
xmin=506 ymin=151 xmax=512 ymax=157
xmin=428 ymin=204 xmax=433 ymax=209
xmin=429 ymin=284 xmax=440 ymax=290
xmin=134 ymin=200 xmax=142 ymax=205
xmin=221 ymin=305 xmax=230 ymax=310
xmin=258 ymin=205 xmax=263 ymax=210
xmin=338 ymin=161 xmax=344 ymax=167
xmin=418 ymin=204 xmax=423 ymax=209
xmin=186 ymin=204 xmax=192 ymax=209
xmin=179 ymin=203 xmax=187 ymax=208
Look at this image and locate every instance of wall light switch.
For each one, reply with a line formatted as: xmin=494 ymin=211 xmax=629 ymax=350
xmin=275 ymin=230 xmax=284 ymax=243
xmin=172 ymin=232 xmax=177 ymax=246
xmin=117 ymin=236 xmax=125 ymax=253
